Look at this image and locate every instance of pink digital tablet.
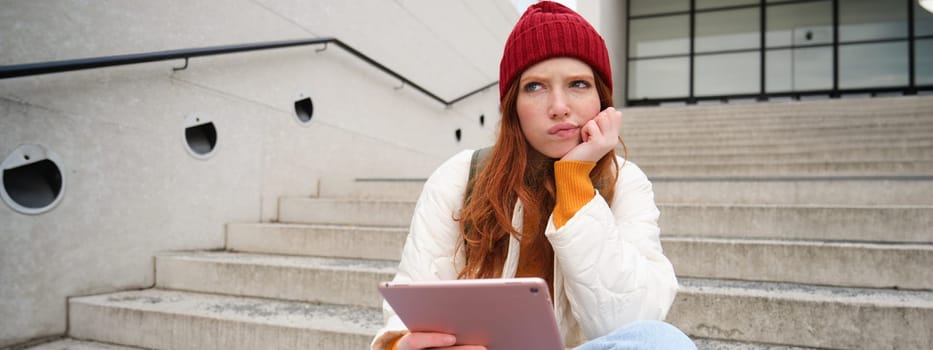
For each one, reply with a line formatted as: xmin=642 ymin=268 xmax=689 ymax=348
xmin=377 ymin=277 xmax=563 ymax=350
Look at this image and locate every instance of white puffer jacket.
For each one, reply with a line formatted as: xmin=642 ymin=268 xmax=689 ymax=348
xmin=371 ymin=150 xmax=678 ymax=349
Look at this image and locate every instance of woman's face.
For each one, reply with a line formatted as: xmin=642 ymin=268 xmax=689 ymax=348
xmin=516 ymin=57 xmax=601 ymax=159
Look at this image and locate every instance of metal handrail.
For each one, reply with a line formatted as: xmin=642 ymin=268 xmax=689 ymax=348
xmin=0 ymin=37 xmax=497 ymax=106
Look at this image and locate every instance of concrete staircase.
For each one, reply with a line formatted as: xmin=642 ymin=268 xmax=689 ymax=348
xmin=27 ymin=96 xmax=933 ymax=350
xmin=624 ymin=96 xmax=933 ymax=349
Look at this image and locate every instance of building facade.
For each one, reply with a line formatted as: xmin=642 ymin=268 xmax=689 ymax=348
xmin=626 ymin=0 xmax=933 ymax=105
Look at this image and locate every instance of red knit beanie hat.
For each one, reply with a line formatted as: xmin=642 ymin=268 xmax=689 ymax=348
xmin=499 ymin=1 xmax=612 ymax=101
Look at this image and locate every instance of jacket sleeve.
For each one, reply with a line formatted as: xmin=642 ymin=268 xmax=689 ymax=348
xmin=370 ymin=150 xmax=472 ymax=350
xmin=544 ymin=159 xmax=677 ymax=340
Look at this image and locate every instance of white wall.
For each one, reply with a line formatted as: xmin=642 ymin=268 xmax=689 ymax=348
xmin=578 ymin=0 xmax=628 ymax=105
xmin=0 ymin=0 xmax=517 ymax=346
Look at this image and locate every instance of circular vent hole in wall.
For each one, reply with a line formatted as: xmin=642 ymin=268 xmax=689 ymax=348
xmin=1 ymin=144 xmax=65 ymax=215
xmin=294 ymin=96 xmax=314 ymax=125
xmin=184 ymin=114 xmax=218 ymax=159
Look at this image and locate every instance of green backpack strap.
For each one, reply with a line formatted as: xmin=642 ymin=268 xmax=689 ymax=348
xmin=465 ymin=147 xmax=493 ymax=206
xmin=462 ymin=147 xmax=492 ymax=257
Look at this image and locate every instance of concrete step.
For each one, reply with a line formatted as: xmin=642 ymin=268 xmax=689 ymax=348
xmin=640 ymin=160 xmax=933 ymax=177
xmin=294 ymin=170 xmax=933 ymax=206
xmin=227 ymin=223 xmax=407 ymax=260
xmin=693 ymin=339 xmax=822 ymax=350
xmin=651 ymin=177 xmax=933 ymax=205
xmin=624 ymin=112 xmax=933 ymax=135
xmin=225 ymin=222 xmax=932 ymax=290
xmin=279 ymin=198 xmax=413 ymax=226
xmin=633 ymin=145 xmax=933 ymax=164
xmin=624 ymin=123 xmax=933 ymax=146
xmin=663 ymin=237 xmax=933 ymax=290
xmin=627 ymin=136 xmax=933 ymax=156
xmin=659 ymin=203 xmax=933 ymax=243
xmin=669 ymin=278 xmax=933 ymax=349
xmin=622 ymin=96 xmax=933 ymax=125
xmin=626 ymin=131 xmax=933 ymax=150
xmin=68 ymin=289 xmax=380 ymax=350
xmin=24 ymin=338 xmax=824 ymax=350
xmin=279 ymin=198 xmax=933 ymax=243
xmin=156 ymin=251 xmax=396 ymax=308
xmin=625 ymin=98 xmax=933 ymax=119
xmin=61 ymin=288 xmax=838 ymax=350
xmin=625 ymin=102 xmax=933 ymax=123
xmin=319 ymin=178 xmax=426 ymax=201
xmin=21 ymin=339 xmax=145 ymax=350
xmin=299 ymin=175 xmax=933 ymax=207
xmin=79 ymin=275 xmax=930 ymax=350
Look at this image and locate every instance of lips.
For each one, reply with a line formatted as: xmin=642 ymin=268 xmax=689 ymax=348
xmin=548 ymin=122 xmax=579 ymax=138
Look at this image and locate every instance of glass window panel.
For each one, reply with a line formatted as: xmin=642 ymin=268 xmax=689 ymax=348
xmin=766 ymin=47 xmax=833 ymax=92
xmin=766 ymin=50 xmax=792 ymax=92
xmin=916 ymin=1 xmax=933 ymax=36
xmin=839 ymin=0 xmax=908 ymax=42
xmin=917 ymin=39 xmax=933 ymax=85
xmin=630 ymin=0 xmax=689 ymax=16
xmin=766 ymin=2 xmax=833 ymax=48
xmin=695 ymin=8 xmax=760 ymax=52
xmin=628 ymin=58 xmax=690 ymax=99
xmin=695 ymin=52 xmax=761 ymax=96
xmin=839 ymin=41 xmax=909 ymax=88
xmin=629 ymin=15 xmax=690 ymax=57
xmin=697 ymin=0 xmax=758 ymax=10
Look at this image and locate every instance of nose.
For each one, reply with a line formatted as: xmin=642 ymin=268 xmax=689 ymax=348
xmin=548 ymin=89 xmax=570 ymax=119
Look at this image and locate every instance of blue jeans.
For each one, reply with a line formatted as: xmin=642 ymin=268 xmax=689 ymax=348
xmin=574 ymin=321 xmax=697 ymax=350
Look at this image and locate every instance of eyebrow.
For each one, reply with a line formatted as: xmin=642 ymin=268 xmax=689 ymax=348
xmin=519 ymin=72 xmax=594 ymax=84
xmin=566 ymin=74 xmax=595 ymax=81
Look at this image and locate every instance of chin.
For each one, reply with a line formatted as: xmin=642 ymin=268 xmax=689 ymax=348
xmin=546 ymin=147 xmax=574 ymax=160
xmin=531 ymin=141 xmax=579 ymax=160
xmin=554 ymin=143 xmax=582 ymax=159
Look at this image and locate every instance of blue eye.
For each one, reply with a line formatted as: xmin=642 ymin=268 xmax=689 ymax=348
xmin=524 ymin=82 xmax=543 ymax=92
xmin=571 ymin=80 xmax=591 ymax=88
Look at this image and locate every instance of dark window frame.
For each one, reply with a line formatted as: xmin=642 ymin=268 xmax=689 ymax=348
xmin=625 ymin=0 xmax=933 ymax=106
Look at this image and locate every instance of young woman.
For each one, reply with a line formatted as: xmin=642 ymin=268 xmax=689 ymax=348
xmin=371 ymin=2 xmax=695 ymax=349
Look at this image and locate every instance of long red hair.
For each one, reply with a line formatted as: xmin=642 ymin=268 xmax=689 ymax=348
xmin=457 ymin=72 xmax=624 ymax=279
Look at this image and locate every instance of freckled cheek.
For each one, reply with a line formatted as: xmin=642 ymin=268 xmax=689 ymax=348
xmin=516 ymin=102 xmax=547 ymax=131
xmin=578 ymin=106 xmax=601 ymax=123
xmin=570 ymin=92 xmax=602 ymax=119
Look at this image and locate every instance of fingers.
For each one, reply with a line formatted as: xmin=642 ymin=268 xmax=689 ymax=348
xmin=586 ymin=107 xmax=620 ymax=147
xmin=608 ymin=107 xmax=622 ymax=135
xmin=581 ymin=118 xmax=597 ymax=142
xmin=399 ymin=332 xmax=456 ymax=350
xmin=398 ymin=332 xmax=488 ymax=350
xmin=561 ymin=107 xmax=622 ymax=162
xmin=593 ymin=107 xmax=621 ymax=138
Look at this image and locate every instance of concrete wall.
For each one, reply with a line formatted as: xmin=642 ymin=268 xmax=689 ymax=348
xmin=0 ymin=0 xmax=518 ymax=346
xmin=577 ymin=0 xmax=628 ymax=106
